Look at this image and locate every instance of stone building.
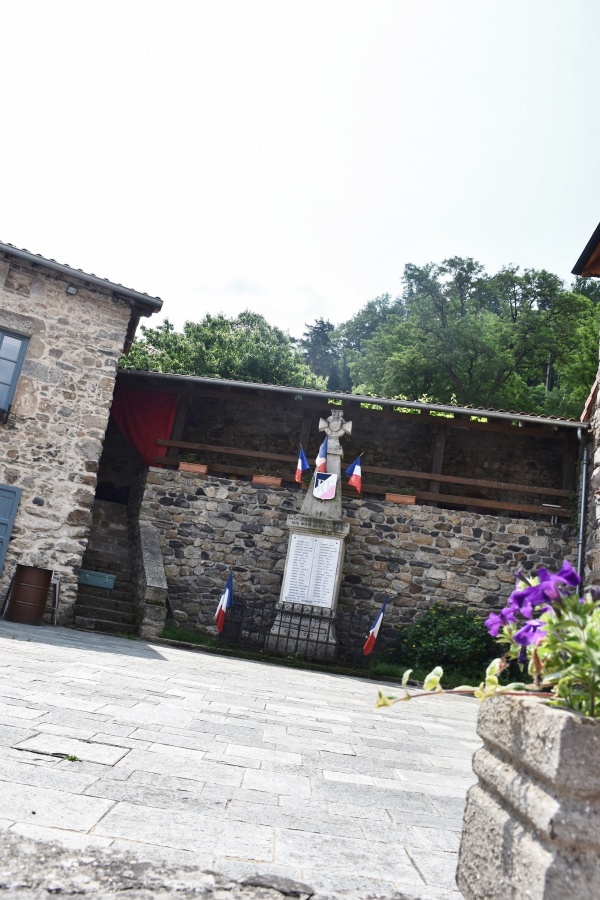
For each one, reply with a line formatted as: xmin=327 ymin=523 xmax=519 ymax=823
xmin=0 ymin=241 xmax=162 ymax=619
xmin=572 ymin=220 xmax=600 ymax=584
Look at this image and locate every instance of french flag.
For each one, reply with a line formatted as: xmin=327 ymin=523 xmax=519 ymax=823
xmin=363 ymin=601 xmax=387 ymax=656
xmin=295 ymin=447 xmax=311 ymax=483
xmin=215 ymin=573 xmax=233 ymax=634
xmin=316 ymin=437 xmax=328 ymax=472
xmin=345 ymin=456 xmax=362 ymax=493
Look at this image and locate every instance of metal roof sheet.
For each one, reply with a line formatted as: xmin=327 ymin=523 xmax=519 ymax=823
xmin=119 ymin=369 xmax=588 ymax=431
xmin=0 ymin=241 xmax=162 ymax=312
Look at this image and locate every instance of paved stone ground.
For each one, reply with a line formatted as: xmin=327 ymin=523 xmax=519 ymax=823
xmin=0 ymin=622 xmax=479 ymax=898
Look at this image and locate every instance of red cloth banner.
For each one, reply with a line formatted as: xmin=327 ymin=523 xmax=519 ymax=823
xmin=110 ymin=386 xmax=177 ymax=467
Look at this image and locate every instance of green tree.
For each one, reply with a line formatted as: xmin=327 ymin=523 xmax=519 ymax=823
xmin=300 ymin=318 xmax=352 ymax=391
xmin=573 ymin=276 xmax=600 ymax=306
xmin=348 ymin=259 xmax=591 ymax=414
xmin=121 ymin=312 xmax=326 ymax=389
xmin=548 ymin=295 xmax=600 ymax=416
xmin=336 ymin=293 xmax=400 ymax=354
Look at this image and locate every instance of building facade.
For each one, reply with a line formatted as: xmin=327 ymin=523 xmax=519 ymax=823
xmin=0 ymin=242 xmax=161 ymax=619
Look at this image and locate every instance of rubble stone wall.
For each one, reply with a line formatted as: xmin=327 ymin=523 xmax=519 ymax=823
xmin=139 ymin=468 xmax=576 ymax=638
xmin=0 ymin=256 xmax=134 ymax=618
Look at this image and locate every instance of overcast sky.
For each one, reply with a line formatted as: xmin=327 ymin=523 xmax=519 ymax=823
xmin=1 ymin=1 xmax=599 ymax=338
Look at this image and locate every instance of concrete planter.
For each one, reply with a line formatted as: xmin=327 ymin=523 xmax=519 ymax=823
xmin=252 ymin=475 xmax=282 ymax=487
xmin=456 ymin=694 xmax=600 ymax=899
xmin=385 ymin=493 xmax=416 ymax=505
xmin=178 ymin=462 xmax=208 ymax=474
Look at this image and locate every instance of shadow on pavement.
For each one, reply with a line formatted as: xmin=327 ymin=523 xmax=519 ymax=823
xmin=0 ymin=620 xmax=168 ymax=660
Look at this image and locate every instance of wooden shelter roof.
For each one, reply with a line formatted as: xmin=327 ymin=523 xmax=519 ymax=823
xmin=572 ymin=221 xmax=600 ymax=277
xmin=117 ymin=368 xmax=587 ymax=435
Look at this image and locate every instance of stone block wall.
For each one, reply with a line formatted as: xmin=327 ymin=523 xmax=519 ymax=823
xmin=138 ymin=469 xmax=292 ymax=631
xmin=457 ymin=695 xmax=600 ymax=899
xmin=0 ymin=257 xmax=135 ymax=618
xmin=139 ymin=468 xmax=577 ymax=639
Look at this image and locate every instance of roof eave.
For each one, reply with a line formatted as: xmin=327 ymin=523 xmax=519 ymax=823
xmin=572 ymin=222 xmax=600 ymax=277
xmin=0 ymin=241 xmax=162 ymax=313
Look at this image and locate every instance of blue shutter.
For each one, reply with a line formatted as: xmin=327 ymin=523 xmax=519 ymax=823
xmin=0 ymin=330 xmax=28 ymax=413
xmin=0 ymin=484 xmax=22 ymax=574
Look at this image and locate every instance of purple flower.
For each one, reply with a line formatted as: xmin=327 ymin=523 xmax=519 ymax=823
xmin=507 ymin=585 xmax=543 ymax=619
xmin=513 ymin=620 xmax=547 ymax=647
xmin=485 ymin=607 xmax=516 ymax=637
xmin=507 ymin=560 xmax=580 ymax=617
xmin=537 ymin=560 xmax=580 ymax=600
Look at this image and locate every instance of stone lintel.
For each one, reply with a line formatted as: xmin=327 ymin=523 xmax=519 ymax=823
xmin=286 ymin=513 xmax=350 ymax=540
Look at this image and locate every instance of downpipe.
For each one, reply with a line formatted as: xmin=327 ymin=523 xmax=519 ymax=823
xmin=576 ymin=427 xmax=590 ymax=579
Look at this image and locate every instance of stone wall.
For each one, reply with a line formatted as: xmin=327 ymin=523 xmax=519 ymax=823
xmin=0 ymin=257 xmax=135 ymax=618
xmin=139 ymin=468 xmax=577 ymax=639
xmin=586 ymin=388 xmax=600 ymax=584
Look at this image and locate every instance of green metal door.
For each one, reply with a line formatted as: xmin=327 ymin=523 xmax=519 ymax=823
xmin=0 ymin=484 xmax=22 ymax=574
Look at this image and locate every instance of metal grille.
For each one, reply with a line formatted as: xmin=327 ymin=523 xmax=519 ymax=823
xmin=220 ymin=598 xmax=379 ymax=665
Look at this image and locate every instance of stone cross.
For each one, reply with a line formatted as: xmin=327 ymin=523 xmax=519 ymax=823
xmin=318 ymin=409 xmax=352 ymax=477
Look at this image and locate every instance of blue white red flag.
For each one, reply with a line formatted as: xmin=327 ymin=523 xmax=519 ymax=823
xmin=316 ymin=437 xmax=328 ymax=472
xmin=345 ymin=456 xmax=362 ymax=493
xmin=363 ymin=601 xmax=387 ymax=656
xmin=295 ymin=447 xmax=311 ymax=483
xmin=215 ymin=572 xmax=234 ymax=634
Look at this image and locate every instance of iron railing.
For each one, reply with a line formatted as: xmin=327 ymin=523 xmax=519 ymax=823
xmin=220 ymin=598 xmax=381 ymax=665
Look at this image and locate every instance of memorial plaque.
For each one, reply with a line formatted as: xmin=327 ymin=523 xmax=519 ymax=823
xmin=281 ymin=533 xmax=342 ymax=608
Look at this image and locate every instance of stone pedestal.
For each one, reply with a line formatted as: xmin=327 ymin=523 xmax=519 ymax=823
xmin=267 ymin=409 xmax=352 ymax=660
xmin=456 ymin=695 xmax=600 ymax=899
xmin=267 ymin=513 xmax=349 ymax=659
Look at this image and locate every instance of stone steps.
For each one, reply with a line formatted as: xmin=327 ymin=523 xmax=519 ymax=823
xmin=83 ymin=550 xmax=131 ymax=570
xmin=73 ymin=615 xmax=138 ymax=636
xmin=75 ymin=589 xmax=137 ymax=616
xmin=74 ymin=603 xmax=137 ymax=625
xmin=73 ymin=499 xmax=138 ymax=634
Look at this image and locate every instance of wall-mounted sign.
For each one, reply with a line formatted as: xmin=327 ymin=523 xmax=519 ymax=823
xmin=280 ymin=533 xmax=342 ymax=608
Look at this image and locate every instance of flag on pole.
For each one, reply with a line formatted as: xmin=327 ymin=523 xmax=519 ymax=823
xmin=295 ymin=446 xmax=311 ymax=483
xmin=345 ymin=456 xmax=362 ymax=493
xmin=215 ymin=572 xmax=233 ymax=634
xmin=363 ymin=601 xmax=387 ymax=656
xmin=315 ymin=437 xmax=328 ymax=472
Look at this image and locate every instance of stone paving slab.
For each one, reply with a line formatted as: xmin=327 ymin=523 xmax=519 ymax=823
xmin=0 ymin=620 xmax=478 ymax=897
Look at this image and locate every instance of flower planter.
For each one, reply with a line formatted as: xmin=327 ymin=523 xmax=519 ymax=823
xmin=456 ymin=694 xmax=600 ymax=898
xmin=385 ymin=493 xmax=416 ymax=505
xmin=178 ymin=462 xmax=208 ymax=475
xmin=251 ymin=475 xmax=282 ymax=487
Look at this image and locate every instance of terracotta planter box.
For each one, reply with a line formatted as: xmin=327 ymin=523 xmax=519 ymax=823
xmin=178 ymin=462 xmax=208 ymax=475
xmin=456 ymin=694 xmax=600 ymax=898
xmin=252 ymin=475 xmax=282 ymax=487
xmin=385 ymin=493 xmax=416 ymax=505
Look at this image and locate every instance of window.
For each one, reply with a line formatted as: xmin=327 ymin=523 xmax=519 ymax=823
xmin=0 ymin=329 xmax=28 ymax=419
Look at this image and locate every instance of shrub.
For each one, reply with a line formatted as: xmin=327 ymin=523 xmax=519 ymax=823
xmin=387 ymin=604 xmax=500 ymax=685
